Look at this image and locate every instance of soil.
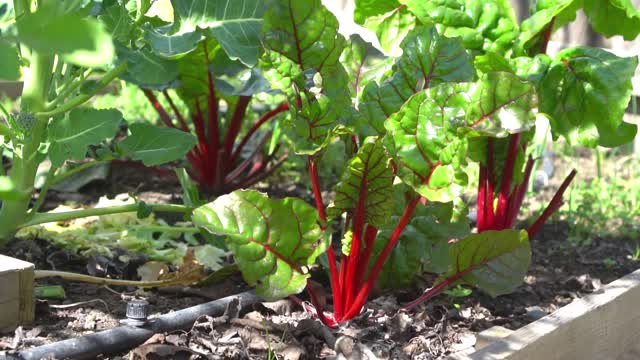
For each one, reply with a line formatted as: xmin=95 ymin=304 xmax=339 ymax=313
xmin=1 ymin=153 xmax=639 ymax=360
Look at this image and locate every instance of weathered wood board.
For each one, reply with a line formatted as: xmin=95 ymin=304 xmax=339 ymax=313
xmin=448 ymin=268 xmax=640 ymax=360
xmin=0 ymin=255 xmax=35 ymax=332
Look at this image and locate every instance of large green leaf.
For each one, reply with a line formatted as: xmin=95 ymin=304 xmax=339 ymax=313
xmin=354 ymin=0 xmax=401 ymax=24
xmin=144 ymin=25 xmax=203 ymax=59
xmin=362 ymin=5 xmax=415 ymax=57
xmin=0 ymin=40 xmax=20 ymax=81
xmin=48 ymin=108 xmax=123 ymax=167
xmin=463 ymin=72 xmax=537 ymax=137
xmin=445 ymin=229 xmax=530 ymax=296
xmin=360 ymin=26 xmax=474 ymax=134
xmin=262 ymin=0 xmax=352 ymax=154
xmin=118 ymin=123 xmax=197 ymax=166
xmin=15 ymin=3 xmax=115 ymax=68
xmin=518 ymin=0 xmax=580 ymax=54
xmin=98 ymin=4 xmax=135 ymax=43
xmin=118 ymin=47 xmax=180 ymax=89
xmin=539 ymin=47 xmax=638 ymax=147
xmin=327 ymin=139 xmax=394 ymax=227
xmin=340 ymin=35 xmax=391 ymax=102
xmin=383 ymin=86 xmax=469 ymax=202
xmin=192 ymin=190 xmax=328 ymax=300
xmin=375 ymin=199 xmax=470 ymax=289
xmin=263 ymin=0 xmax=344 ymax=72
xmin=584 ymin=0 xmax=640 ymax=40
xmin=171 ymin=0 xmax=264 ymax=66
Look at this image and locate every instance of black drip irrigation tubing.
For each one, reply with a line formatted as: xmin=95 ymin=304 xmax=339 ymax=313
xmin=2 ymin=291 xmax=261 ymax=360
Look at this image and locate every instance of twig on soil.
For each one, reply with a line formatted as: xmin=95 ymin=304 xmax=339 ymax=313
xmin=35 ymin=270 xmax=203 ymax=288
xmin=48 ymin=299 xmax=110 ymax=313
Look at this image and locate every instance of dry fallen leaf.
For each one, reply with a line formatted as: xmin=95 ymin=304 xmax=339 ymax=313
xmin=135 ymin=249 xmax=208 ymax=287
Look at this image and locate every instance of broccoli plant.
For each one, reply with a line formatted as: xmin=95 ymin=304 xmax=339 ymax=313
xmin=0 ymin=0 xmax=272 ymax=244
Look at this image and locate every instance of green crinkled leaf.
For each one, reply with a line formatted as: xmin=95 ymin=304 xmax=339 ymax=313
xmin=475 ymin=54 xmax=552 ymax=88
xmin=354 ymin=0 xmax=401 ymax=24
xmin=262 ymin=0 xmax=352 ymax=154
xmin=263 ymin=0 xmax=344 ymax=72
xmin=328 ymin=139 xmax=394 ymax=227
xmin=363 ymin=5 xmax=415 ymax=57
xmin=539 ymin=47 xmax=638 ymax=148
xmin=360 ymin=26 xmax=474 ymax=135
xmin=446 ymin=229 xmax=530 ymax=296
xmin=383 ymin=86 xmax=469 ymax=202
xmin=119 ymin=123 xmax=197 ymax=166
xmin=400 ymin=0 xmax=474 ymax=27
xmin=401 ymin=0 xmax=519 ymax=54
xmin=48 ymin=108 xmax=123 ymax=167
xmin=192 ymin=190 xmax=328 ymax=300
xmin=0 ymin=40 xmax=20 ymax=81
xmin=15 ymin=3 xmax=115 ymax=67
xmin=375 ymin=200 xmax=470 ymax=289
xmin=584 ymin=0 xmax=640 ymax=40
xmin=171 ymin=0 xmax=264 ymax=66
xmin=464 ymin=72 xmax=537 ymax=137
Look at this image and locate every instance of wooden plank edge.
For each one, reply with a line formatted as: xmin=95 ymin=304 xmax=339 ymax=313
xmin=447 ymin=268 xmax=640 ymax=360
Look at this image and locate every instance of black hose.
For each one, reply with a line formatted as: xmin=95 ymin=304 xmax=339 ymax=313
xmin=3 ymin=291 xmax=260 ymax=360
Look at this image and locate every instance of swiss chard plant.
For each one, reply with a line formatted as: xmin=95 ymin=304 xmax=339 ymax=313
xmin=131 ymin=4 xmax=290 ymax=195
xmin=191 ymin=0 xmax=556 ymax=327
xmin=368 ymin=0 xmax=639 ymax=242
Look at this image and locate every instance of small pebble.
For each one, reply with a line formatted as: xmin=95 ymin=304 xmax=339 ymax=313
xmin=525 ymin=306 xmax=546 ymax=321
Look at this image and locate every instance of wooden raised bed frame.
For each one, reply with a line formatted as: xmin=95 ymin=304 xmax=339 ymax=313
xmin=449 ymin=268 xmax=640 ymax=360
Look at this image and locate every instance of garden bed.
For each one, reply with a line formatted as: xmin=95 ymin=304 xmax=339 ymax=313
xmin=1 ymin=160 xmax=639 ymax=359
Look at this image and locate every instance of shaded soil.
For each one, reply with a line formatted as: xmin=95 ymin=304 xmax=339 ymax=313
xmin=2 ymin=154 xmax=640 ymax=359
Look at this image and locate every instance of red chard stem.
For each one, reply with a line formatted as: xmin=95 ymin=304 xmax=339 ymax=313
xmin=527 ymin=169 xmax=577 ymax=238
xmin=495 ymin=133 xmax=521 ymax=227
xmin=223 ymin=96 xmax=252 ymax=166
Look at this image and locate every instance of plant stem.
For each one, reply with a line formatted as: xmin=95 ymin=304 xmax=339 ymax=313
xmin=162 ymin=90 xmax=189 ymax=131
xmin=223 ymin=96 xmax=251 ymax=165
xmin=230 ymin=103 xmax=288 ymax=165
xmin=46 ymin=68 xmax=94 ymax=110
xmin=342 ymin=163 xmax=441 ymax=319
xmin=477 ymin=164 xmax=487 ymax=231
xmin=134 ymin=225 xmax=201 ymax=234
xmin=50 ymin=160 xmax=110 ymax=186
xmin=19 ymin=203 xmax=191 ymax=228
xmin=28 ymin=164 xmax=57 ymax=215
xmin=539 ymin=17 xmax=556 ymax=54
xmin=35 ymin=270 xmax=202 ymax=288
xmin=0 ymin=50 xmax=53 ymax=244
xmin=495 ymin=133 xmax=521 ymax=228
xmin=144 ymin=89 xmax=176 ymax=128
xmin=36 ymin=63 xmax=128 ymax=118
xmin=0 ymin=122 xmax=17 ymax=139
xmin=527 ymin=169 xmax=577 ymax=238
xmin=402 ymin=267 xmax=471 ymax=311
xmin=308 ymin=156 xmax=327 ymax=224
